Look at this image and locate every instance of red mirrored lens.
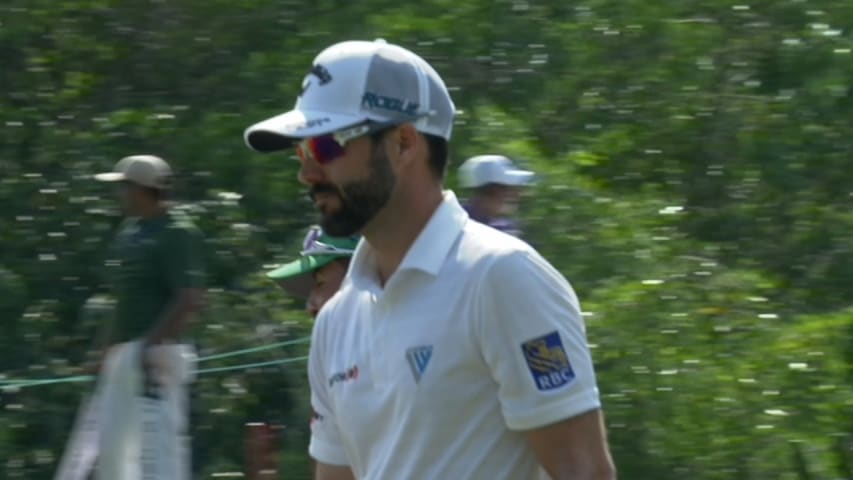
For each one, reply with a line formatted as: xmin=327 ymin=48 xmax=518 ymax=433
xmin=298 ymin=135 xmax=345 ymax=164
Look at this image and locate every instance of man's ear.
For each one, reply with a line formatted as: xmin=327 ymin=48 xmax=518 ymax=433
xmin=394 ymin=123 xmax=421 ymax=168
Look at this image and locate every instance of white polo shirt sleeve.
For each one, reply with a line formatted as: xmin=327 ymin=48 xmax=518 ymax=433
xmin=307 ymin=313 xmax=350 ymax=466
xmin=476 ymin=249 xmax=601 ymax=431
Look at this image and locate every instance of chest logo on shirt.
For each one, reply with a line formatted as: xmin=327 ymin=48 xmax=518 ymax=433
xmin=405 ymin=345 xmax=433 ymax=383
xmin=328 ymin=365 xmax=359 ymax=388
xmin=521 ymin=331 xmax=575 ymax=391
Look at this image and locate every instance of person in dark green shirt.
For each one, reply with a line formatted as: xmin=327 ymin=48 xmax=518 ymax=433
xmin=91 ymin=154 xmax=204 ymax=479
xmin=96 ymin=154 xmax=205 ymax=373
xmin=107 ymin=209 xmax=205 ymax=344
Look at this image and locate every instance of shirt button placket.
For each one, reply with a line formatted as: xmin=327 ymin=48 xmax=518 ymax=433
xmin=368 ymin=292 xmax=384 ymax=388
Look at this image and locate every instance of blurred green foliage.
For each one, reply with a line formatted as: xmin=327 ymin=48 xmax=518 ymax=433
xmin=1 ymin=0 xmax=851 ymax=478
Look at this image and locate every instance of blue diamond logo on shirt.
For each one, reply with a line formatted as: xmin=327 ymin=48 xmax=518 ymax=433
xmin=405 ymin=345 xmax=433 ymax=383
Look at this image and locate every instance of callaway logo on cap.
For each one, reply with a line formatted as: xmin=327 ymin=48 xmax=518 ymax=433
xmin=244 ymin=39 xmax=456 ymax=152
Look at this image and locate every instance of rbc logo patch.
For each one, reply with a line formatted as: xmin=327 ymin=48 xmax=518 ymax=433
xmin=521 ymin=331 xmax=575 ymax=391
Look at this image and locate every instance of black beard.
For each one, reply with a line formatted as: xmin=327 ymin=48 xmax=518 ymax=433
xmin=313 ymin=144 xmax=396 ymax=237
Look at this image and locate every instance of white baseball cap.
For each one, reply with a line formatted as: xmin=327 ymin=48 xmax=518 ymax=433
xmin=94 ymin=155 xmax=173 ymax=190
xmin=458 ymin=155 xmax=535 ymax=188
xmin=244 ymin=39 xmax=456 ymax=152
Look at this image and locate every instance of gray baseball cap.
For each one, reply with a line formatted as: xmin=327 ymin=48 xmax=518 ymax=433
xmin=244 ymin=39 xmax=456 ymax=152
xmin=94 ymin=155 xmax=173 ymax=190
xmin=458 ymin=155 xmax=535 ymax=188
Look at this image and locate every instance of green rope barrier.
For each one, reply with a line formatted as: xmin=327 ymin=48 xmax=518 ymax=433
xmin=1 ymin=375 xmax=95 ymax=390
xmin=0 ymin=336 xmax=313 ymax=390
xmin=1 ymin=355 xmax=310 ymax=390
xmin=195 ymin=355 xmax=309 ymax=375
xmin=196 ymin=336 xmax=310 ymax=363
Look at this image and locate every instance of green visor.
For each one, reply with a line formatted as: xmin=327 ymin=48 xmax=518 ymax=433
xmin=266 ymin=226 xmax=359 ymax=298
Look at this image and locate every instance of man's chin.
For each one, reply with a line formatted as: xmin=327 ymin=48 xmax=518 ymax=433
xmin=320 ymin=212 xmax=367 ymax=237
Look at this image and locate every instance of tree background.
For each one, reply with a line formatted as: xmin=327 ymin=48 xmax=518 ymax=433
xmin=1 ymin=1 xmax=851 ymax=478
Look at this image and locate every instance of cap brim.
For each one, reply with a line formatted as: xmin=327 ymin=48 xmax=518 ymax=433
xmin=501 ymin=170 xmax=535 ymax=186
xmin=244 ymin=109 xmax=364 ymax=153
xmin=266 ymin=255 xmax=337 ymax=298
xmin=94 ymin=172 xmax=126 ymax=182
xmin=267 ymin=255 xmax=336 ymax=280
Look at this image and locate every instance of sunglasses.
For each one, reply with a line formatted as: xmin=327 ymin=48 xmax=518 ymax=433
xmin=300 ymin=225 xmax=356 ymax=256
xmin=295 ymin=121 xmax=403 ymax=165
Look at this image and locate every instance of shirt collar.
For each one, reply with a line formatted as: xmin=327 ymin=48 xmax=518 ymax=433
xmin=349 ymin=191 xmax=468 ymax=291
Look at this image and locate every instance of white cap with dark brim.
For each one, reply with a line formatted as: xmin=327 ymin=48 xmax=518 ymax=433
xmin=244 ymin=39 xmax=456 ymax=153
xmin=458 ymin=155 xmax=535 ymax=188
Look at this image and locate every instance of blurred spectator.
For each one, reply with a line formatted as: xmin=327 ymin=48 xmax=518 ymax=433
xmin=458 ymin=154 xmax=535 ymax=237
xmin=91 ymin=155 xmax=204 ymax=480
xmin=266 ymin=225 xmax=358 ymax=318
xmin=259 ymin=225 xmax=357 ymax=479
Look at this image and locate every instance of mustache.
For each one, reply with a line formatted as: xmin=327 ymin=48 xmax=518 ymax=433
xmin=308 ymin=183 xmax=340 ymax=201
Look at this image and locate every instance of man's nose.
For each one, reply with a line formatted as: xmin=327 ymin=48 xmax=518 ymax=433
xmin=306 ymin=294 xmax=320 ymax=318
xmin=306 ymin=304 xmax=319 ymax=318
xmin=298 ymin=155 xmax=327 ymax=186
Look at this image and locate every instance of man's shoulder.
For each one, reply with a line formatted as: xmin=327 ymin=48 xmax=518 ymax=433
xmin=335 ymin=275 xmax=366 ymax=306
xmin=312 ymin=280 xmax=364 ymax=338
xmin=162 ymin=209 xmax=203 ymax=238
xmin=165 ymin=208 xmax=198 ymax=228
xmin=458 ymin=219 xmax=569 ymax=289
xmin=117 ymin=216 xmax=140 ymax=232
xmin=457 ymin=218 xmax=535 ymax=264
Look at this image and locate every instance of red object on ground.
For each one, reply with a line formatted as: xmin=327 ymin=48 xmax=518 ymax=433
xmin=245 ymin=422 xmax=282 ymax=479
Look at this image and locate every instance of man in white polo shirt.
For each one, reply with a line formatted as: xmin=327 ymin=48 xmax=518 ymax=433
xmin=243 ymin=39 xmax=615 ymax=480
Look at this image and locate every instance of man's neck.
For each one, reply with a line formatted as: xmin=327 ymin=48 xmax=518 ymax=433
xmin=468 ymin=195 xmax=501 ymax=223
xmin=363 ymin=185 xmax=443 ymax=286
xmin=138 ymin=203 xmax=167 ymax=219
